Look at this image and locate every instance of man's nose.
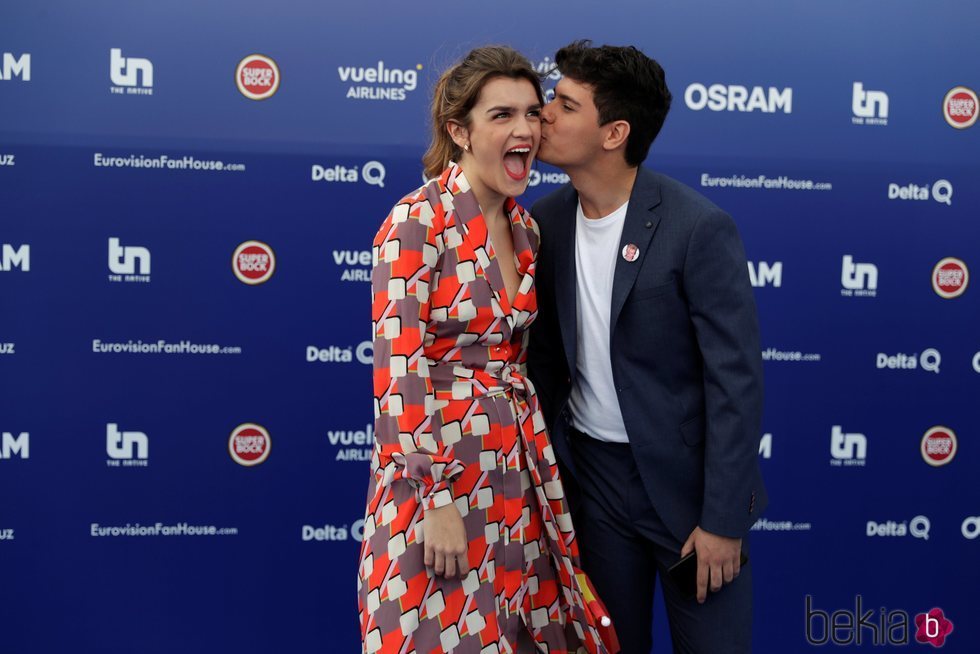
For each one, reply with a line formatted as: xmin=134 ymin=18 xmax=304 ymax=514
xmin=540 ymin=103 xmax=555 ymax=124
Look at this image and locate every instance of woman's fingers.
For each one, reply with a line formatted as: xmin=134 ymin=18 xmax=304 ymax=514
xmin=444 ymin=551 xmax=457 ymax=578
xmin=422 ymin=504 xmax=470 ymax=578
xmin=431 ymin=549 xmax=470 ymax=579
xmin=433 ymin=550 xmax=446 ymax=576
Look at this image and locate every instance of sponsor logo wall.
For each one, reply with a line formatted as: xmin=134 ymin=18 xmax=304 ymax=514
xmin=1 ymin=2 xmax=977 ymax=653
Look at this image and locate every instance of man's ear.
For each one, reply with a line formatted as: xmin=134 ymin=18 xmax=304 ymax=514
xmin=447 ymin=120 xmax=470 ymax=151
xmin=602 ymin=120 xmax=631 ymax=153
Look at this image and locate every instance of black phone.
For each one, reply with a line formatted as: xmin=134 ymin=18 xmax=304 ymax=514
xmin=667 ymin=550 xmax=749 ymax=600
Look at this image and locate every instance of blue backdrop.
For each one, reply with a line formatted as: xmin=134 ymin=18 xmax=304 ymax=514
xmin=1 ymin=1 xmax=978 ymax=652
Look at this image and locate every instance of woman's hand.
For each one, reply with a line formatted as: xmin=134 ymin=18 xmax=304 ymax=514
xmin=423 ymin=503 xmax=470 ymax=578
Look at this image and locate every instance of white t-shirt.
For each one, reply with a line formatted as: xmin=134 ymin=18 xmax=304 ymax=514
xmin=568 ymin=199 xmax=630 ymax=443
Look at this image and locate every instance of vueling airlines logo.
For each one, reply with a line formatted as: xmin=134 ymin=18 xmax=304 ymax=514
xmin=338 ymin=61 xmax=421 ymax=101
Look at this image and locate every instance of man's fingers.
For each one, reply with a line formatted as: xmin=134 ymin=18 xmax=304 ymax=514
xmin=722 ymin=560 xmax=735 ymax=585
xmin=680 ymin=532 xmax=696 ymax=557
xmin=696 ymin=556 xmax=709 ymax=603
xmin=709 ymin=562 xmax=723 ymax=592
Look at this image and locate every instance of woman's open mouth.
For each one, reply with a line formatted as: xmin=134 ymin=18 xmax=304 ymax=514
xmin=503 ymin=145 xmax=532 ymax=181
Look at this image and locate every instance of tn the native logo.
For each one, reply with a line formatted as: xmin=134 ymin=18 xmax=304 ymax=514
xmin=106 ymin=423 xmax=148 ymax=459
xmin=108 ymin=238 xmax=150 ymax=274
xmin=852 ymin=82 xmax=889 ymax=120
xmin=831 ymin=425 xmax=866 ymax=460
xmin=110 ymin=48 xmax=153 ymax=87
xmin=842 ymin=255 xmax=877 ymax=290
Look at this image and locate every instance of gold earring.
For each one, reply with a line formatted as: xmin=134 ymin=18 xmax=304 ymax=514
xmin=464 ymin=143 xmax=470 ymax=151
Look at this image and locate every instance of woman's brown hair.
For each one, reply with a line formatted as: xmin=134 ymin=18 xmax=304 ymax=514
xmin=422 ymin=46 xmax=544 ymax=179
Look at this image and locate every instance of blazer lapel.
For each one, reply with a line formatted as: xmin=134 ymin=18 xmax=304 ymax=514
xmin=552 ymin=188 xmax=580 ymax=377
xmin=610 ymin=169 xmax=663 ymax=335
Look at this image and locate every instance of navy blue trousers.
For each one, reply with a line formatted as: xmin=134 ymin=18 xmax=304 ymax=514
xmin=568 ymin=429 xmax=753 ymax=654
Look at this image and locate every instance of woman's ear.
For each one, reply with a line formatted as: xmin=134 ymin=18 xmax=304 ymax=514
xmin=447 ymin=120 xmax=470 ymax=152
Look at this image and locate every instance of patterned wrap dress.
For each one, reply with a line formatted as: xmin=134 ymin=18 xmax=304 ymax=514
xmin=358 ymin=163 xmax=616 ymax=654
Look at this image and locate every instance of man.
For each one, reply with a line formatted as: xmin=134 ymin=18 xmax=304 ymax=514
xmin=528 ymin=41 xmax=767 ymax=654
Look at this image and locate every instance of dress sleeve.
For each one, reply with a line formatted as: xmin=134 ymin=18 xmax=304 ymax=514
xmin=371 ymin=193 xmax=465 ymax=512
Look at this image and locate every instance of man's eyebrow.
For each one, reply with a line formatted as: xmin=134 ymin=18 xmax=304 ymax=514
xmin=555 ymin=93 xmax=581 ymax=106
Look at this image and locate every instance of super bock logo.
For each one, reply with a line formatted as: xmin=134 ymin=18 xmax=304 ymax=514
xmin=921 ymin=427 xmax=956 ymax=467
xmin=944 ymin=86 xmax=977 ymax=129
xmin=932 ymin=257 xmax=968 ymax=299
xmin=236 ymin=54 xmax=280 ymax=100
xmin=229 ymin=423 xmax=271 ymax=466
xmin=233 ymin=240 xmax=276 ymax=285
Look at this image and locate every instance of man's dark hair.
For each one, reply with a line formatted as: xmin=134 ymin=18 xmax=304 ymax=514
xmin=554 ymin=40 xmax=672 ymax=167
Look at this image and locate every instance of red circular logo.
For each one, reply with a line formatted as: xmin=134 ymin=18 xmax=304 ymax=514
xmin=943 ymin=86 xmax=977 ymax=129
xmin=233 ymin=240 xmax=276 ymax=285
xmin=921 ymin=426 xmax=956 ymax=467
xmin=229 ymin=423 xmax=271 ymax=466
xmin=931 ymin=257 xmax=968 ymax=299
xmin=236 ymin=54 xmax=280 ymax=100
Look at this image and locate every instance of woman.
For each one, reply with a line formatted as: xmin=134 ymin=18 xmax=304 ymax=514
xmin=358 ymin=46 xmax=617 ymax=654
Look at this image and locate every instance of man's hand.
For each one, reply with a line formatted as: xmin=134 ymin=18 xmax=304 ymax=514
xmin=680 ymin=526 xmax=742 ymax=604
xmin=423 ymin=503 xmax=470 ymax=578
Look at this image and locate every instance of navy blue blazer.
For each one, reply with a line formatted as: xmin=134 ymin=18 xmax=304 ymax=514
xmin=527 ymin=167 xmax=767 ymax=543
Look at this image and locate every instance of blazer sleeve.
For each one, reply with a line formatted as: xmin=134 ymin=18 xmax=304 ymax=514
xmin=371 ymin=194 xmax=464 ymax=512
xmin=683 ymin=208 xmax=765 ymax=538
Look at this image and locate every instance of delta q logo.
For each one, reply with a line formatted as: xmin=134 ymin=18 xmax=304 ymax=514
xmin=311 ymin=160 xmax=386 ymax=188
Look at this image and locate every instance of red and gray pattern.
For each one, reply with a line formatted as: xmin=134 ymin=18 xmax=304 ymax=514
xmin=358 ymin=163 xmax=617 ymax=654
